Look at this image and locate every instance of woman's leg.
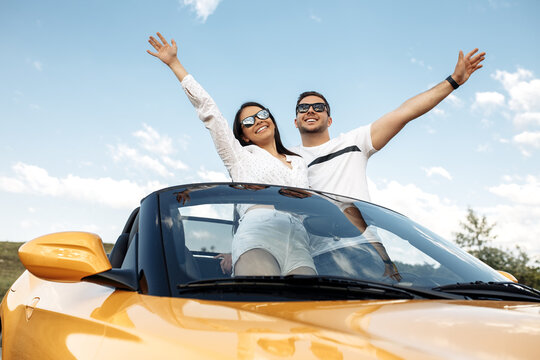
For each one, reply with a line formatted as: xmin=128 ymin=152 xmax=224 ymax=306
xmin=287 ymin=266 xmax=317 ymax=276
xmin=234 ymin=248 xmax=281 ymax=276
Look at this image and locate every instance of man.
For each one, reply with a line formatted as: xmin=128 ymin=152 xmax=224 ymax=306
xmin=292 ymin=49 xmax=485 ymax=279
xmin=293 ymin=48 xmax=485 ymax=200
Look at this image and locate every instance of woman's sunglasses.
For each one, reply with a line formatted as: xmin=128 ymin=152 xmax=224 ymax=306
xmin=296 ymin=103 xmax=327 ymax=113
xmin=241 ymin=109 xmax=270 ymax=128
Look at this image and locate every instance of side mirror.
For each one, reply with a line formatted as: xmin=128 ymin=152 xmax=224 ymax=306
xmin=18 ymin=232 xmax=112 ymax=282
xmin=497 ymin=270 xmax=518 ymax=283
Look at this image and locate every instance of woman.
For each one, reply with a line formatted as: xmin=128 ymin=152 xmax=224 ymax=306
xmin=147 ymin=33 xmax=316 ymax=277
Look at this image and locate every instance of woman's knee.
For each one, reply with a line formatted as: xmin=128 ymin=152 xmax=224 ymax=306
xmin=234 ymin=248 xmax=281 ymax=276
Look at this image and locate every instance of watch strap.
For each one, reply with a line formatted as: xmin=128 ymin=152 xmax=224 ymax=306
xmin=446 ymin=75 xmax=460 ymax=90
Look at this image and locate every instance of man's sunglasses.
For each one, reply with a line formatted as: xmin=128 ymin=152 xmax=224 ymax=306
xmin=296 ymin=103 xmax=327 ymax=113
xmin=241 ymin=109 xmax=270 ymax=128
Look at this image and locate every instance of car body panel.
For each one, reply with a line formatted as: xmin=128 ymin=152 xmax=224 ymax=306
xmin=2 ymin=183 xmax=540 ymax=359
xmin=2 ymin=270 xmax=540 ymax=359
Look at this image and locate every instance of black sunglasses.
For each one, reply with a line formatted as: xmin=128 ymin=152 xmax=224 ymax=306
xmin=241 ymin=109 xmax=270 ymax=128
xmin=296 ymin=103 xmax=327 ymax=113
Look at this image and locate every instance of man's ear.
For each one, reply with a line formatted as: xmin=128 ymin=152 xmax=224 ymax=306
xmin=294 ymin=118 xmax=298 ymax=129
xmin=327 ymin=116 xmax=333 ymax=127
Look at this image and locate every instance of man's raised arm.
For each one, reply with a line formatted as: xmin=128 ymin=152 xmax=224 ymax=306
xmin=370 ymin=48 xmax=485 ymax=151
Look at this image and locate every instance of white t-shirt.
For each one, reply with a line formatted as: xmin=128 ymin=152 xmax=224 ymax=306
xmin=291 ymin=125 xmax=377 ymax=201
xmin=293 ymin=126 xmax=379 ymax=254
xmin=181 ymin=74 xmax=309 ymax=188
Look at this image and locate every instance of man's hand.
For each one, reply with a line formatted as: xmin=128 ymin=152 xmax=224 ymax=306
xmin=147 ymin=32 xmax=179 ymax=66
xmin=452 ymin=48 xmax=486 ymax=85
xmin=215 ymin=253 xmax=232 ymax=275
xmin=383 ymin=262 xmax=402 ymax=282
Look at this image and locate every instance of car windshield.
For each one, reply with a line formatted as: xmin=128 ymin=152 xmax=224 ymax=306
xmin=158 ymin=183 xmax=506 ymax=294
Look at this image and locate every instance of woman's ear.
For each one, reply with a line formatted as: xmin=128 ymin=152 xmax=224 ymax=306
xmin=242 ymin=136 xmax=250 ymax=143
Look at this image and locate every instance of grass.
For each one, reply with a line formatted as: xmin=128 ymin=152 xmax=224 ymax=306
xmin=0 ymin=242 xmax=25 ymax=298
xmin=0 ymin=241 xmax=114 ymax=298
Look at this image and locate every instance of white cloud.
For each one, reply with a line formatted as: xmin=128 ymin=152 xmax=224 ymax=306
xmin=502 ymin=174 xmax=518 ymax=182
xmin=197 ymin=167 xmax=229 ymax=182
xmin=20 ymin=219 xmax=37 ymax=229
xmin=133 ymin=123 xmax=174 ymax=156
xmin=487 ymin=0 xmax=512 ymax=10
xmin=183 ymin=0 xmax=221 ymax=22
xmin=423 ymin=125 xmax=436 ymax=135
xmin=445 ymin=93 xmax=464 ymax=108
xmin=0 ymin=176 xmax=26 ymax=192
xmin=423 ymin=166 xmax=453 ymax=180
xmin=109 ymin=124 xmax=188 ymax=176
xmin=519 ymin=148 xmax=532 ymax=157
xmin=0 ymin=162 xmax=165 ymax=209
xmin=473 ymin=91 xmax=505 ymax=109
xmin=431 ymin=108 xmax=445 ymax=116
xmin=370 ymin=178 xmax=540 ymax=259
xmin=410 ymin=58 xmax=432 ymax=70
xmin=489 ymin=175 xmax=540 ymax=205
xmin=483 ymin=204 xmax=540 ymax=256
xmin=310 ymin=13 xmax=322 ymax=22
xmin=487 ymin=68 xmax=540 ymax=155
xmin=514 ymin=112 xmax=540 ymax=128
xmin=110 ymin=144 xmax=173 ymax=177
xmin=162 ymin=156 xmax=189 ymax=171
xmin=480 ymin=118 xmax=493 ymax=128
xmin=513 ymin=131 xmax=540 ymax=148
xmin=45 ymin=221 xmax=101 ymax=235
xmin=33 ymin=61 xmax=43 ymax=71
xmin=369 ymin=179 xmax=462 ymax=239
xmin=493 ymin=68 xmax=540 ymax=112
xmin=476 ymin=144 xmax=491 ymax=153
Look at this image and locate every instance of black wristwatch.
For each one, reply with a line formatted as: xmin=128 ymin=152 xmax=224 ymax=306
xmin=446 ymin=75 xmax=460 ymax=90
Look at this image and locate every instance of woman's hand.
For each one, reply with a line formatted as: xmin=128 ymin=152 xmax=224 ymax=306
xmin=147 ymin=32 xmax=179 ymax=66
xmin=147 ymin=32 xmax=188 ymax=81
xmin=176 ymin=189 xmax=191 ymax=205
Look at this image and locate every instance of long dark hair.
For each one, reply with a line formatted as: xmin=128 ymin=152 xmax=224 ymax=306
xmin=233 ymin=101 xmax=298 ymax=156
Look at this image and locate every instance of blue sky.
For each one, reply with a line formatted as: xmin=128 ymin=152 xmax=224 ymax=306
xmin=1 ymin=0 xmax=539 ymax=261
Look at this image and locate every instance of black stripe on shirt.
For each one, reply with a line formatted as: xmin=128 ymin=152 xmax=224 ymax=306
xmin=307 ymin=145 xmax=362 ymax=168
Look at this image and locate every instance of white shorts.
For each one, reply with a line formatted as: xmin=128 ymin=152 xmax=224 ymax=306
xmin=232 ymin=208 xmax=316 ymax=275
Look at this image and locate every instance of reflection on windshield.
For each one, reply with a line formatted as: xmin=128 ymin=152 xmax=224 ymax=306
xmin=159 ymin=184 xmax=506 ymax=291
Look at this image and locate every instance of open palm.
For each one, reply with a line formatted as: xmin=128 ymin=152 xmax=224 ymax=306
xmin=453 ymin=48 xmax=486 ymax=85
xmin=147 ymin=32 xmax=178 ymax=66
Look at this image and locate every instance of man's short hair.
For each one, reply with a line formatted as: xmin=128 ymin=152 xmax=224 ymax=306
xmin=296 ymin=91 xmax=331 ymax=116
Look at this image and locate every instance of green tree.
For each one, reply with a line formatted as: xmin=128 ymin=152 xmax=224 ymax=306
xmin=454 ymin=208 xmax=540 ymax=289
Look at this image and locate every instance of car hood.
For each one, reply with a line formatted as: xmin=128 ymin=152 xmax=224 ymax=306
xmin=85 ymin=291 xmax=540 ymax=359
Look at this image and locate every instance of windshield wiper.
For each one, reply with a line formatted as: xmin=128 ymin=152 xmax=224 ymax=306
xmin=177 ymin=275 xmax=464 ymax=301
xmin=432 ymin=281 xmax=540 ymax=302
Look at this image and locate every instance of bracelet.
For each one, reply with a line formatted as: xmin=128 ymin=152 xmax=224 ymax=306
xmin=446 ymin=75 xmax=460 ymax=90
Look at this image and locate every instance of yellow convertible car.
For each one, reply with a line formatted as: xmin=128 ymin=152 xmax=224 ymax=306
xmin=2 ymin=183 xmax=540 ymax=359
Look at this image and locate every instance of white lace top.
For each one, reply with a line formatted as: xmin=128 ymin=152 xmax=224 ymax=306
xmin=181 ymin=74 xmax=309 ymax=188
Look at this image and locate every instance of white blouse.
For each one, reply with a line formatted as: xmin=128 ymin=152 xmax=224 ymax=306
xmin=181 ymin=74 xmax=309 ymax=188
